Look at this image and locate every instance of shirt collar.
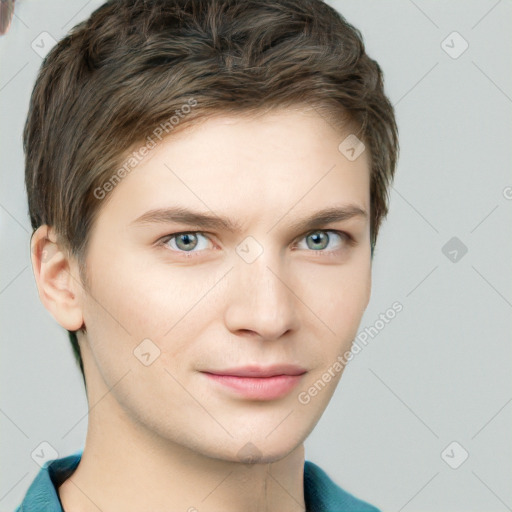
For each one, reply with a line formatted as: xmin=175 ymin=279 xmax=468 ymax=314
xmin=16 ymin=451 xmax=379 ymax=512
xmin=16 ymin=450 xmax=82 ymax=512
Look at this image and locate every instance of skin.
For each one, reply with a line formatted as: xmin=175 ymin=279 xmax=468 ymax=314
xmin=31 ymin=108 xmax=372 ymax=512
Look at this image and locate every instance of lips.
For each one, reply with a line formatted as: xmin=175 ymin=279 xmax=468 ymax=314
xmin=202 ymin=364 xmax=307 ymax=378
xmin=201 ymin=365 xmax=307 ymax=400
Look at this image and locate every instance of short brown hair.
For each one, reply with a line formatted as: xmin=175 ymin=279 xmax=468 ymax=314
xmin=24 ymin=0 xmax=399 ymax=386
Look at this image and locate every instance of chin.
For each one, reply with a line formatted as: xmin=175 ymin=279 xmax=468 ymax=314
xmin=200 ymin=428 xmax=306 ymax=465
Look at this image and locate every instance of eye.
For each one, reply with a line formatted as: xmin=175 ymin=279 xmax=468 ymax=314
xmin=157 ymin=229 xmax=354 ymax=259
xmin=160 ymin=232 xmax=212 ymax=255
xmin=294 ymin=230 xmax=352 ymax=253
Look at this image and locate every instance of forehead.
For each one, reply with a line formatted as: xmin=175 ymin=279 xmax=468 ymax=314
xmin=97 ymin=109 xmax=370 ymax=226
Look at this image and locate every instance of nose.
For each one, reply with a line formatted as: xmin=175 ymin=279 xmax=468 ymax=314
xmin=223 ymin=251 xmax=300 ymax=341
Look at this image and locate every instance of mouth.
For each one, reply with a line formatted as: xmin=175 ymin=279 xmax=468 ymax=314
xmin=201 ymin=365 xmax=307 ymax=401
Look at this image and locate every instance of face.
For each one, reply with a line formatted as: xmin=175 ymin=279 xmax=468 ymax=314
xmin=77 ymin=109 xmax=372 ymax=463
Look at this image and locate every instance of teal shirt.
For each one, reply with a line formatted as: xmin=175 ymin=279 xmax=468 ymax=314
xmin=15 ymin=450 xmax=380 ymax=512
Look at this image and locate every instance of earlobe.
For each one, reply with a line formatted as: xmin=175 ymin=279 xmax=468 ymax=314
xmin=30 ymin=225 xmax=85 ymax=332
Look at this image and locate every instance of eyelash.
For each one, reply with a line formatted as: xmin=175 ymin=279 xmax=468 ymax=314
xmin=157 ymin=230 xmax=356 ymax=259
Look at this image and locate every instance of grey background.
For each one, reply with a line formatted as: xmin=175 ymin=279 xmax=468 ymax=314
xmin=1 ymin=1 xmax=511 ymax=511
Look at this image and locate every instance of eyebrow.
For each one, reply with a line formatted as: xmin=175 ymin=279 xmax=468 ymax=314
xmin=129 ymin=204 xmax=368 ymax=234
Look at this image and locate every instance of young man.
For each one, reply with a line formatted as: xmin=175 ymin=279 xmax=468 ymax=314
xmin=17 ymin=0 xmax=398 ymax=510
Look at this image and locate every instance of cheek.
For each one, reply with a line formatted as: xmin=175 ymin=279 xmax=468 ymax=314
xmin=292 ymin=265 xmax=370 ymax=411
xmin=86 ymin=248 xmax=200 ymax=333
xmin=334 ymin=273 xmax=371 ymax=336
xmin=84 ymin=256 xmax=220 ymax=373
xmin=298 ymin=259 xmax=371 ymax=339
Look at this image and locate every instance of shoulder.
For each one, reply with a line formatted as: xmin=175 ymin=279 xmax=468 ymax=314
xmin=304 ymin=460 xmax=381 ymax=512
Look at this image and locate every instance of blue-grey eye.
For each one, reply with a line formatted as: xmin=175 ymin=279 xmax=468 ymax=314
xmin=166 ymin=232 xmax=210 ymax=252
xmin=297 ymin=230 xmax=345 ymax=251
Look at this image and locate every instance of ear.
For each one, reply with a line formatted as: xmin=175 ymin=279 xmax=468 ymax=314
xmin=30 ymin=225 xmax=85 ymax=331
